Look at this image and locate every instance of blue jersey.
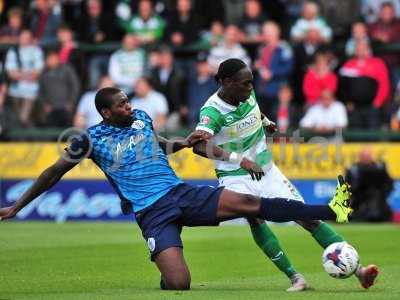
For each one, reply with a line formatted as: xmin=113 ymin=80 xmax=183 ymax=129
xmin=67 ymin=109 xmax=182 ymax=212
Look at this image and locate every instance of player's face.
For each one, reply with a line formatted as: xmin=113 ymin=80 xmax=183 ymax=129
xmin=230 ymin=68 xmax=254 ymax=103
xmin=109 ymin=92 xmax=133 ymax=126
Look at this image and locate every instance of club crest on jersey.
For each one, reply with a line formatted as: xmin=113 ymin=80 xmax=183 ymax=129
xmin=147 ymin=237 xmax=156 ymax=252
xmin=200 ymin=116 xmax=210 ymax=125
xmin=131 ymin=120 xmax=145 ymax=129
xmin=248 ymin=97 xmax=255 ymax=105
xmin=225 ymin=115 xmax=234 ymax=124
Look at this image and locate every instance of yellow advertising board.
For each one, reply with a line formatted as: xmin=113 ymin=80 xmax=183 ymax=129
xmin=0 ymin=142 xmax=399 ymax=179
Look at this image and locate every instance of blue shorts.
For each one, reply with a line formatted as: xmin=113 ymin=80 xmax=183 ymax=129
xmin=135 ymin=183 xmax=224 ymax=261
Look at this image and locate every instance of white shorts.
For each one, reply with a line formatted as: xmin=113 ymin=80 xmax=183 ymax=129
xmin=219 ymin=163 xmax=304 ymax=203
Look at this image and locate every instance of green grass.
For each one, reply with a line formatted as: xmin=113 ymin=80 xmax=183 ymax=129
xmin=1 ymin=222 xmax=399 ymax=300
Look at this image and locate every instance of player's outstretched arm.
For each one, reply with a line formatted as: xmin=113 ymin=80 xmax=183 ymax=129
xmin=0 ymin=156 xmax=79 ymax=221
xmin=192 ymin=130 xmax=265 ymax=181
xmin=157 ymin=131 xmax=208 ymax=154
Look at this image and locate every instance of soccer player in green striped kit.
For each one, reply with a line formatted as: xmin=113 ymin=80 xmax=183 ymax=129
xmin=193 ymin=58 xmax=378 ymax=291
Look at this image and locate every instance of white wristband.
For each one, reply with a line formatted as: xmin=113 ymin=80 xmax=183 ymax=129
xmin=262 ymin=117 xmax=271 ymax=127
xmin=228 ymin=152 xmax=243 ymax=164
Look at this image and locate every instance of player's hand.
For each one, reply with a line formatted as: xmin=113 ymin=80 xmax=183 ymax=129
xmin=0 ymin=206 xmax=18 ymax=221
xmin=185 ymin=130 xmax=211 ymax=147
xmin=240 ymin=157 xmax=265 ymax=181
xmin=264 ymin=121 xmax=277 ymax=134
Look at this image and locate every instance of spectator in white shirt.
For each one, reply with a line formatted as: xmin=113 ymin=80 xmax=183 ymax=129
xmin=5 ymin=29 xmax=44 ymax=127
xmin=130 ymin=77 xmax=168 ymax=131
xmin=108 ymin=34 xmax=146 ymax=94
xmin=207 ymin=25 xmax=251 ymax=73
xmin=74 ymin=75 xmax=114 ymax=129
xmin=300 ymin=89 xmax=347 ymax=135
xmin=290 ymin=1 xmax=332 ymax=43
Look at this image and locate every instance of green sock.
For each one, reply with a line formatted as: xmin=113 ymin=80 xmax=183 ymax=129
xmin=250 ymin=222 xmax=296 ymax=278
xmin=312 ymin=222 xmax=345 ymax=249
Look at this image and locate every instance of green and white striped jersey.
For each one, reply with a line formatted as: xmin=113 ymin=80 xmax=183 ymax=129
xmin=196 ymin=91 xmax=273 ymax=178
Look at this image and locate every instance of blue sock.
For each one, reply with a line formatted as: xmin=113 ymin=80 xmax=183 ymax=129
xmin=258 ymin=198 xmax=336 ymax=222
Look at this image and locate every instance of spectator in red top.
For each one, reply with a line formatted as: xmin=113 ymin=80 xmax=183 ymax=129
xmin=368 ymin=2 xmax=400 ymax=82
xmin=303 ymin=51 xmax=337 ymax=106
xmin=339 ymin=40 xmax=390 ymax=128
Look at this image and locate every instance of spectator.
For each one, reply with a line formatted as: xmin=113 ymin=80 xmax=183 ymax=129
xmin=0 ymin=7 xmax=24 ymax=44
xmin=187 ymin=52 xmax=218 ymax=128
xmin=38 ymin=50 xmax=80 ymax=127
xmin=276 ymin=84 xmax=300 ymax=133
xmin=303 ymin=51 xmax=337 ymax=106
xmin=317 ymin=0 xmax=360 ymax=40
xmin=207 ymin=25 xmax=251 ymax=73
xmin=79 ymin=0 xmax=115 ymax=89
xmin=5 ymin=29 xmax=44 ymax=127
xmin=345 ymin=147 xmax=393 ymax=222
xmin=79 ymin=0 xmax=115 ymax=43
xmin=368 ymin=2 xmax=400 ymax=82
xmin=147 ymin=47 xmax=161 ymax=73
xmin=201 ymin=20 xmax=225 ymax=47
xmin=300 ymin=89 xmax=348 ymax=135
xmin=345 ymin=22 xmax=369 ymax=57
xmin=119 ymin=0 xmax=165 ymax=45
xmin=73 ymin=75 xmax=114 ymax=129
xmin=57 ymin=25 xmax=86 ymax=88
xmin=239 ymin=0 xmax=268 ymax=44
xmin=255 ymin=21 xmax=293 ymax=119
xmin=130 ymin=77 xmax=168 ymax=131
xmin=291 ymin=28 xmax=325 ymax=105
xmin=108 ymin=34 xmax=146 ymax=94
xmin=30 ymin=0 xmax=62 ymax=46
xmin=164 ymin=0 xmax=201 ymax=47
xmin=149 ymin=46 xmax=187 ymax=130
xmin=339 ymin=40 xmax=390 ymax=129
xmin=290 ymin=1 xmax=332 ymax=43
xmin=361 ymin=0 xmax=400 ymax=24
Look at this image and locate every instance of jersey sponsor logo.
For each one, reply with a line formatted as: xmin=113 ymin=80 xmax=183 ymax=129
xmin=114 ymin=133 xmax=145 ymax=161
xmin=200 ymin=115 xmax=210 ymax=125
xmin=131 ymin=120 xmax=145 ymax=129
xmin=147 ymin=237 xmax=156 ymax=252
xmin=235 ymin=114 xmax=259 ymax=131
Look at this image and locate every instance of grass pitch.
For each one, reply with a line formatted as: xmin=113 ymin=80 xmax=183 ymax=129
xmin=0 ymin=222 xmax=399 ymax=300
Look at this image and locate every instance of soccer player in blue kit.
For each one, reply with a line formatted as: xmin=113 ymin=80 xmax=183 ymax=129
xmin=0 ymin=87 xmax=352 ymax=290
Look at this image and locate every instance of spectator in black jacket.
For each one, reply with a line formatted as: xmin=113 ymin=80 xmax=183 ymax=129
xmin=345 ymin=148 xmax=394 ymax=222
xmin=78 ymin=0 xmax=116 ymax=43
xmin=164 ymin=0 xmax=201 ymax=47
xmin=79 ymin=0 xmax=117 ymax=89
xmin=149 ymin=46 xmax=187 ymax=130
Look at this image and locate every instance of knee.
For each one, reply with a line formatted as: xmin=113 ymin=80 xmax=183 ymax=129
xmin=237 ymin=194 xmax=261 ymax=216
xmin=161 ymin=274 xmax=191 ymax=290
xmin=296 ymin=220 xmax=321 ymax=232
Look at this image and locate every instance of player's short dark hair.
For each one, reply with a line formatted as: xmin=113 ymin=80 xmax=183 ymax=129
xmin=95 ymin=87 xmax=121 ymax=115
xmin=215 ymin=58 xmax=247 ymax=83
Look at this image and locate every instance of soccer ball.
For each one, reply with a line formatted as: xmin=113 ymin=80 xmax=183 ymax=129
xmin=322 ymin=242 xmax=359 ymax=279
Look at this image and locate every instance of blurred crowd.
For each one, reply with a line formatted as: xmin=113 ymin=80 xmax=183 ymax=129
xmin=0 ymin=0 xmax=400 ymax=139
